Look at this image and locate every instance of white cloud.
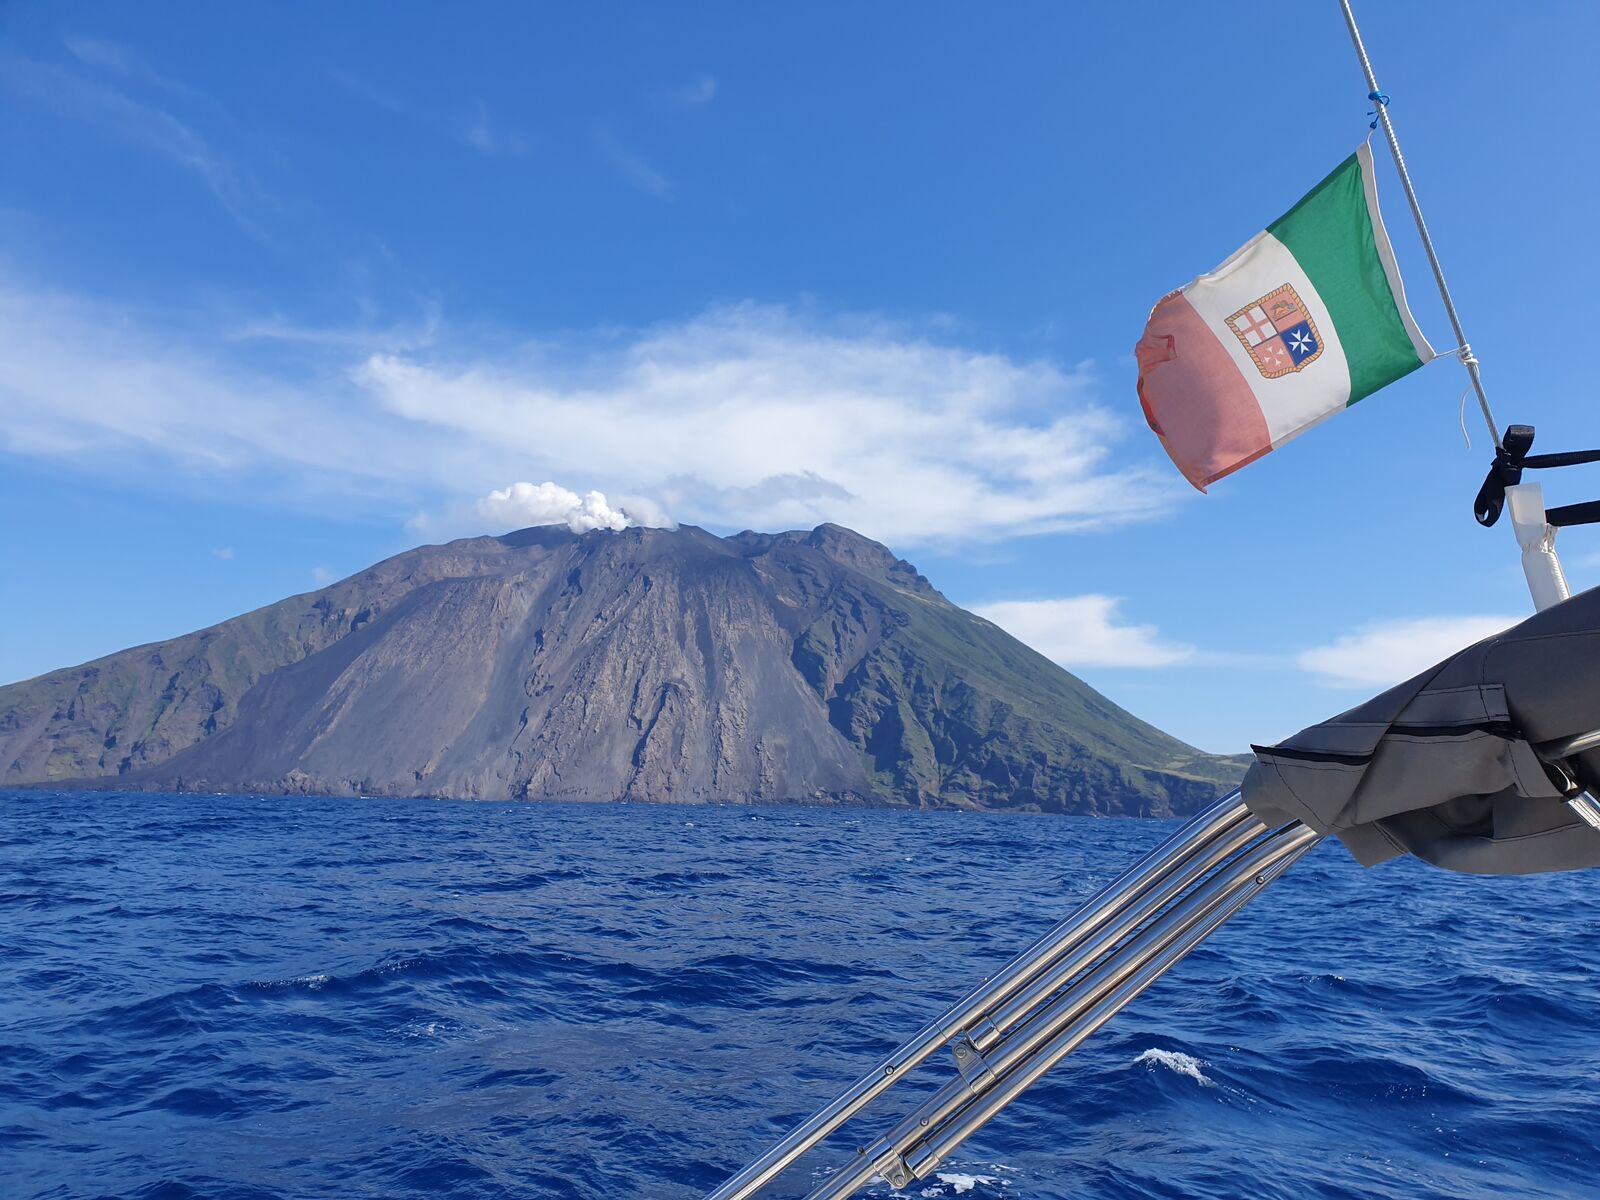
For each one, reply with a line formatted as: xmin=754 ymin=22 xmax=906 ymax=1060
xmin=0 ymin=276 xmax=443 ymax=504
xmin=64 ymin=37 xmax=189 ymax=96
xmin=0 ymin=274 xmax=1178 ymax=546
xmin=594 ymin=127 xmax=672 ymax=198
xmin=226 ymin=305 xmax=441 ymax=353
xmin=328 ymin=70 xmax=530 ymax=159
xmin=211 ymin=546 xmax=234 ymax=560
xmin=972 ymin=596 xmax=1195 ymax=668
xmin=460 ymin=101 xmax=530 ymax=156
xmin=356 ymin=304 xmax=1178 ymax=543
xmin=1297 ymin=615 xmax=1522 ymax=688
xmin=665 ymin=75 xmax=717 ymax=109
xmin=311 ymin=566 xmax=335 ymax=584
xmin=326 ymin=67 xmax=410 ymax=117
xmin=3 ymin=53 xmax=267 ymax=239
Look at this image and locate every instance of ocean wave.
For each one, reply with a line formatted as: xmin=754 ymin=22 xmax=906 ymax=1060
xmin=4 ymin=789 xmax=1599 ymax=1199
xmin=1133 ymin=1047 xmax=1213 ymax=1086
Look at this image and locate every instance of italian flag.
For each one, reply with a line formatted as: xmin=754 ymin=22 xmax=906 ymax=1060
xmin=1137 ymin=143 xmax=1434 ymax=491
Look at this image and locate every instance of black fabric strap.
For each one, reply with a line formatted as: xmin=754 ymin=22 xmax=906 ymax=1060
xmin=1521 ymin=449 xmax=1600 ymax=469
xmin=1546 ymin=500 xmax=1600 ymax=528
xmin=1474 ymin=424 xmax=1600 ymax=528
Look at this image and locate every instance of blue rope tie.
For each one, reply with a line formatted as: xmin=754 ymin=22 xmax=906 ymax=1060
xmin=1367 ymin=89 xmax=1390 ymax=130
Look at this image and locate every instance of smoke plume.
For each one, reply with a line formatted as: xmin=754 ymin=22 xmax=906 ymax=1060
xmin=477 ymin=481 xmax=634 ymax=533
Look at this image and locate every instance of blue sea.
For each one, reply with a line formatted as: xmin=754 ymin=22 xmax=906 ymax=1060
xmin=3 ymin=791 xmax=1598 ymax=1200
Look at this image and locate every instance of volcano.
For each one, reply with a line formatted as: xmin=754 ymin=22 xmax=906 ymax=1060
xmin=0 ymin=523 xmax=1242 ymax=814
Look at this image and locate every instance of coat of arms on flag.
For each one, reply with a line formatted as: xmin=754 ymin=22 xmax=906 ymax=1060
xmin=1225 ymin=284 xmax=1323 ymax=379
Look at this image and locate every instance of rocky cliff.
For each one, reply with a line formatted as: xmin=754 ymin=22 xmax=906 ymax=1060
xmin=0 ymin=523 xmax=1244 ymax=814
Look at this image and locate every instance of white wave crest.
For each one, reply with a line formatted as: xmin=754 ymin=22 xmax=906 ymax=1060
xmin=1134 ymin=1047 xmax=1214 ymax=1086
xmin=929 ymin=1173 xmax=1001 ymax=1195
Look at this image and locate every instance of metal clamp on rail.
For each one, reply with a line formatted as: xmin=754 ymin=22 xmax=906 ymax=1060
xmin=948 ymin=1036 xmax=995 ymax=1093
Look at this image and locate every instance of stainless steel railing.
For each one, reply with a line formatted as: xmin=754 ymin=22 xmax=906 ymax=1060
xmin=1538 ymin=727 xmax=1600 ymax=830
xmin=705 ymin=792 xmax=1322 ymax=1199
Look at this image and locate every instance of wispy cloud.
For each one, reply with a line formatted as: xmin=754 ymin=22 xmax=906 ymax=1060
xmin=460 ymin=100 xmax=530 ymax=156
xmin=1297 ymin=614 xmax=1522 ymax=688
xmin=0 ymin=272 xmax=1179 ymax=544
xmin=1 ymin=52 xmax=269 ymax=239
xmin=63 ymin=36 xmax=194 ymax=98
xmin=0 ymin=275 xmax=440 ymax=508
xmin=326 ymin=67 xmax=411 ymax=117
xmin=972 ymin=596 xmax=1195 ymax=668
xmin=211 ymin=546 xmax=235 ymax=560
xmin=328 ymin=70 xmax=531 ymax=157
xmin=226 ymin=304 xmax=442 ymax=353
xmin=594 ymin=127 xmax=672 ymax=198
xmin=664 ymin=74 xmax=716 ymax=110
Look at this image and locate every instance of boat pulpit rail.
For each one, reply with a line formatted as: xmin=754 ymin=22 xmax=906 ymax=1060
xmin=704 ymin=795 xmax=1322 ymax=1199
xmin=1538 ymin=727 xmax=1600 ymax=832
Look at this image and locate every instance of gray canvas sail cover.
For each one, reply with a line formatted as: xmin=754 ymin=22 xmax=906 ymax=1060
xmin=1244 ymin=586 xmax=1600 ymax=875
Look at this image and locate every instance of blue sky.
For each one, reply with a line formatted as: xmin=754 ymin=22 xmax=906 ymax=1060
xmin=2 ymin=2 xmax=1597 ymax=753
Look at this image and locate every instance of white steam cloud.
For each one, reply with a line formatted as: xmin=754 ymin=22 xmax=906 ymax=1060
xmin=477 ymin=481 xmax=636 ymax=533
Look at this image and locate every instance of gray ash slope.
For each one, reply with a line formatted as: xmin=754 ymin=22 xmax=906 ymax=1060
xmin=0 ymin=523 xmax=1243 ymax=814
